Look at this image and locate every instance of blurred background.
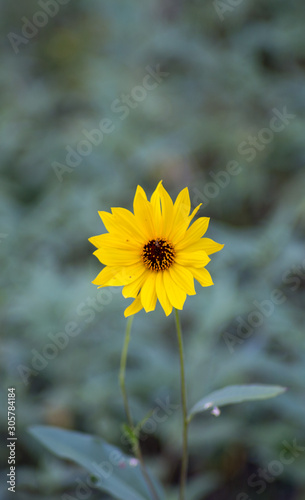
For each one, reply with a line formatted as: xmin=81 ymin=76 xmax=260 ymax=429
xmin=1 ymin=0 xmax=305 ymax=499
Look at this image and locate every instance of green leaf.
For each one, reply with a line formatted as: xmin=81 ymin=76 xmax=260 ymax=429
xmin=188 ymin=384 xmax=286 ymax=420
xmin=29 ymin=425 xmax=164 ymax=500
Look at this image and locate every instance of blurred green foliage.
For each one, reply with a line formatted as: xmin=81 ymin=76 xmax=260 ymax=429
xmin=1 ymin=0 xmax=305 ymax=499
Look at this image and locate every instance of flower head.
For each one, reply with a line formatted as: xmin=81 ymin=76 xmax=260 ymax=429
xmin=89 ymin=181 xmax=224 ymax=317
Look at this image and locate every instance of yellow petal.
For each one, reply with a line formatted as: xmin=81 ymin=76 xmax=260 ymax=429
xmin=89 ymin=233 xmax=141 ymax=250
xmin=89 ymin=235 xmax=103 ymax=249
xmin=122 ymin=270 xmax=148 ymax=298
xmin=98 ymin=211 xmax=115 ymax=232
xmin=93 ymin=248 xmax=140 ymax=266
xmin=93 ymin=262 xmax=145 ymax=287
xmin=200 ymin=238 xmax=224 ymax=255
xmin=111 ymin=207 xmax=138 ymax=223
xmin=133 ymin=184 xmax=147 ymax=203
xmin=150 ymin=181 xmax=162 ymax=234
xmin=159 ymin=182 xmax=175 ymax=238
xmin=169 ymin=264 xmax=196 ymax=296
xmin=140 ymin=273 xmax=158 ymax=312
xmin=92 ymin=266 xmax=123 ymax=287
xmin=175 ymin=217 xmax=210 ymax=250
xmin=188 ymin=203 xmax=202 ymax=224
xmin=170 ymin=202 xmax=202 ymax=244
xmin=178 ymin=239 xmax=224 ymax=255
xmin=177 ymin=240 xmax=206 ymax=253
xmin=111 ymin=208 xmax=145 ymax=242
xmin=156 ymin=271 xmax=173 ymax=316
xmin=189 ymin=267 xmax=214 ymax=287
xmin=124 ymin=296 xmax=143 ymax=317
xmin=171 ymin=187 xmax=191 ymax=228
xmin=97 ymin=209 xmax=144 ymax=244
xmin=133 ymin=186 xmax=155 ymax=239
xmin=163 ymin=270 xmax=187 ymax=310
xmin=175 ymin=250 xmax=210 ymax=268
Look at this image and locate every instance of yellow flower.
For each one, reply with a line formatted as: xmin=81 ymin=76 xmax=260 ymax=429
xmin=89 ymin=181 xmax=224 ymax=317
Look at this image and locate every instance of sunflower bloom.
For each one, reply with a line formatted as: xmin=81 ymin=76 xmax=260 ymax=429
xmin=89 ymin=181 xmax=224 ymax=317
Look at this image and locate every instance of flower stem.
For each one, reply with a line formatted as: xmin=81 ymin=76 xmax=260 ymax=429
xmin=119 ymin=315 xmax=160 ymax=500
xmin=175 ymin=309 xmax=188 ymax=500
xmin=119 ymin=315 xmax=134 ymax=427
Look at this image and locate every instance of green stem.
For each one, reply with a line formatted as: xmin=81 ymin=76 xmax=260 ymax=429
xmin=119 ymin=315 xmax=160 ymax=500
xmin=119 ymin=316 xmax=134 ymax=427
xmin=175 ymin=309 xmax=188 ymax=500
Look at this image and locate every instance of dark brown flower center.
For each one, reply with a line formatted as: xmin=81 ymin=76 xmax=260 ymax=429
xmin=142 ymin=238 xmax=175 ymax=271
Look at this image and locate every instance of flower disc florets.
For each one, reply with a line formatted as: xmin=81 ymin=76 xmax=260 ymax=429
xmin=142 ymin=239 xmax=175 ymax=271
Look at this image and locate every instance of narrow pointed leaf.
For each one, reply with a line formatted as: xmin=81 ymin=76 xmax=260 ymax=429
xmin=189 ymin=384 xmax=286 ymax=420
xmin=29 ymin=425 xmax=164 ymax=500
